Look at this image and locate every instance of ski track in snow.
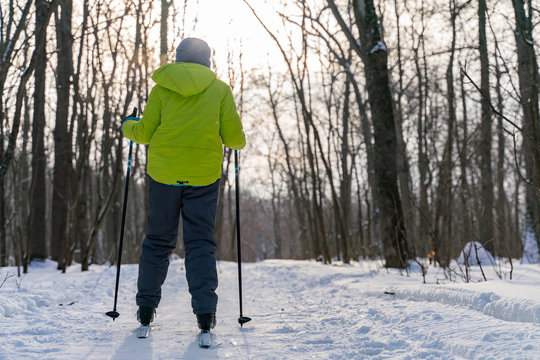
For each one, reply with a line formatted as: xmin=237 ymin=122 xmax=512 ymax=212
xmin=0 ymin=259 xmax=539 ymax=359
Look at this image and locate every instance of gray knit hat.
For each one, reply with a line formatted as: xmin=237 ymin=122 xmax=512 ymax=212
xmin=175 ymin=38 xmax=212 ymax=68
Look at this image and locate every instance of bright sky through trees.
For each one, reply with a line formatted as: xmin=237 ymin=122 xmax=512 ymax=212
xmin=175 ymin=0 xmax=284 ymax=72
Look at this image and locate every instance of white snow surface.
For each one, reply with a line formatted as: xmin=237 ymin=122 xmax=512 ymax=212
xmin=1 ymin=259 xmax=540 ymax=359
xmin=457 ymin=242 xmax=495 ymax=266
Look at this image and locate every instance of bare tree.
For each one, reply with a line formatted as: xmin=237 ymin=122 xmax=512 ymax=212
xmin=328 ymin=0 xmax=410 ymax=267
xmin=511 ymin=0 xmax=540 ymax=252
xmin=28 ymin=0 xmax=58 ymax=271
xmin=432 ymin=0 xmax=466 ymax=266
xmin=0 ymin=0 xmax=34 ymax=267
xmin=412 ymin=4 xmax=431 ymax=260
xmin=477 ymin=0 xmax=494 ymax=254
xmin=52 ymin=0 xmax=73 ymax=272
xmin=1 ymin=0 xmax=61 ymax=271
xmin=392 ymin=0 xmax=416 ymax=258
xmin=160 ymin=0 xmax=171 ymax=66
xmin=0 ymin=0 xmax=535 ymax=269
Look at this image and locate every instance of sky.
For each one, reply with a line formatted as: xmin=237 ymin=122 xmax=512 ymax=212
xmin=175 ymin=0 xmax=285 ymax=73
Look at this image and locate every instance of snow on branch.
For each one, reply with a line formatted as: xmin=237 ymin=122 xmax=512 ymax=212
xmin=369 ymin=40 xmax=387 ymax=54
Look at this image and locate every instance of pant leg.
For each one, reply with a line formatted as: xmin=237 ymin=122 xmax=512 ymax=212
xmin=136 ymin=177 xmax=183 ymax=308
xmin=182 ymin=180 xmax=220 ymax=314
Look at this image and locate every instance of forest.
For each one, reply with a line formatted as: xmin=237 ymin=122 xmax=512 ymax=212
xmin=0 ymin=0 xmax=538 ymax=273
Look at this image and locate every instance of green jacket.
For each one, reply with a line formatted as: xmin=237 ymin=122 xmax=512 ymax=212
xmin=122 ymin=63 xmax=246 ymax=186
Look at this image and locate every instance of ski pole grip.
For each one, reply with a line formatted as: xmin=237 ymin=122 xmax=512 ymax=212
xmin=121 ymin=108 xmax=139 ymax=132
xmin=124 ymin=108 xmax=138 ymax=121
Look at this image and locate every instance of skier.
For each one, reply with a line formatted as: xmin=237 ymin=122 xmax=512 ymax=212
xmin=122 ymin=38 xmax=246 ymax=339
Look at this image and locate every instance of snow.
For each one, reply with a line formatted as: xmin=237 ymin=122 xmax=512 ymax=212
xmin=369 ymin=41 xmax=387 ymax=54
xmin=457 ymin=241 xmax=495 ymax=266
xmin=522 ymin=226 xmax=540 ymax=264
xmin=1 ymin=258 xmax=540 ymax=359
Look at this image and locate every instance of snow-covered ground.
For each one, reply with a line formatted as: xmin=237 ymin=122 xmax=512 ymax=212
xmin=1 ymin=258 xmax=539 ymax=359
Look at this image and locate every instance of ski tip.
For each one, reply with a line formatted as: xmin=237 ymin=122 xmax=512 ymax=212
xmin=106 ymin=311 xmax=120 ymax=320
xmin=238 ymin=316 xmax=251 ymax=326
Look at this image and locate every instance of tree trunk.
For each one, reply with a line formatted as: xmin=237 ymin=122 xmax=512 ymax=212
xmin=511 ymin=0 xmax=540 ymax=253
xmin=414 ymin=38 xmax=430 ymax=259
xmin=458 ymin=71 xmax=472 ymax=247
xmin=365 ymin=0 xmax=409 ymax=267
xmin=27 ymin=0 xmax=50 ymax=270
xmin=329 ymin=0 xmax=409 ymax=267
xmin=348 ymin=71 xmax=378 ymax=251
xmin=393 ymin=0 xmax=415 ymax=258
xmin=494 ymin=55 xmax=506 ymax=256
xmin=0 ymin=179 xmax=5 ymax=266
xmin=0 ymin=0 xmax=34 ymax=267
xmin=339 ymin=75 xmax=352 ymax=262
xmin=160 ymin=0 xmax=170 ymax=66
xmin=434 ymin=0 xmax=459 ymax=266
xmin=52 ymin=0 xmax=73 ymax=271
xmin=478 ymin=0 xmax=494 ymax=254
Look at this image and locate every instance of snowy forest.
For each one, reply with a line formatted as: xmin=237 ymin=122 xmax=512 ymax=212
xmin=0 ymin=0 xmax=539 ymax=273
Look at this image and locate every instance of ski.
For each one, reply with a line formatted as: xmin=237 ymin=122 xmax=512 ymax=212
xmin=199 ymin=330 xmax=212 ymax=348
xmin=137 ymin=325 xmax=150 ymax=338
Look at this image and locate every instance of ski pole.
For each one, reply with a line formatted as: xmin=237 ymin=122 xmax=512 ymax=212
xmin=106 ymin=107 xmax=138 ymax=321
xmin=235 ymin=150 xmax=251 ymax=326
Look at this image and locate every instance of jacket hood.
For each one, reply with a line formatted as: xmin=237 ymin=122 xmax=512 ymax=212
xmin=151 ymin=62 xmax=216 ymax=97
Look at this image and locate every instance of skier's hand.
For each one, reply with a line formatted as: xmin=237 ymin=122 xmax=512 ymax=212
xmin=121 ymin=116 xmax=140 ymax=132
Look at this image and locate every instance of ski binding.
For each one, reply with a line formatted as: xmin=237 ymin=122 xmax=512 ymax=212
xmin=199 ymin=330 xmax=212 ymax=348
xmin=137 ymin=324 xmax=150 ymax=338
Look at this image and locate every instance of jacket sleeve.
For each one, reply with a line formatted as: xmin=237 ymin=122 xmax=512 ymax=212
xmin=219 ymin=85 xmax=246 ymax=150
xmin=122 ymin=86 xmax=162 ymax=144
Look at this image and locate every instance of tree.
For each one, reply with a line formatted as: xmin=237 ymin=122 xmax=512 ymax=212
xmin=160 ymin=0 xmax=171 ymax=66
xmin=511 ymin=0 xmax=540 ymax=253
xmin=52 ymin=0 xmax=73 ymax=271
xmin=328 ymin=0 xmax=410 ymax=267
xmin=28 ymin=0 xmax=52 ymax=270
xmin=478 ymin=0 xmax=494 ymax=254
xmin=0 ymin=0 xmax=34 ymax=267
xmin=433 ymin=0 xmax=464 ymax=266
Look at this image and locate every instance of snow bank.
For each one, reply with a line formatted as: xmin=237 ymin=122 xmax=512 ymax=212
xmin=457 ymin=241 xmax=495 ymax=266
xmin=369 ymin=285 xmax=540 ymax=323
xmin=0 ymin=289 xmax=54 ymax=317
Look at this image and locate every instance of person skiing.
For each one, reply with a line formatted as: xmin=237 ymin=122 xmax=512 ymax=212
xmin=122 ymin=37 xmax=246 ymax=335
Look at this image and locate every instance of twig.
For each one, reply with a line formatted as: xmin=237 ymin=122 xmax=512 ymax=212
xmin=14 ymin=274 xmax=25 ymax=290
xmin=512 ymin=133 xmax=532 ymax=185
xmin=502 ymin=242 xmax=514 ymax=280
xmin=473 ymin=243 xmax=488 ymax=282
xmin=460 ymin=67 xmax=537 ymax=147
xmin=414 ymin=258 xmax=427 ymax=284
xmin=0 ymin=272 xmax=14 ymax=289
xmin=508 ymin=256 xmax=513 ymax=280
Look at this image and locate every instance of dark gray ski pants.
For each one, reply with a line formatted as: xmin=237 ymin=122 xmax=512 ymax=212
xmin=136 ymin=176 xmax=219 ymax=314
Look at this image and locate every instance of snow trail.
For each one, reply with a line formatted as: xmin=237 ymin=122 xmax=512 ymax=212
xmin=1 ymin=259 xmax=539 ymax=359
